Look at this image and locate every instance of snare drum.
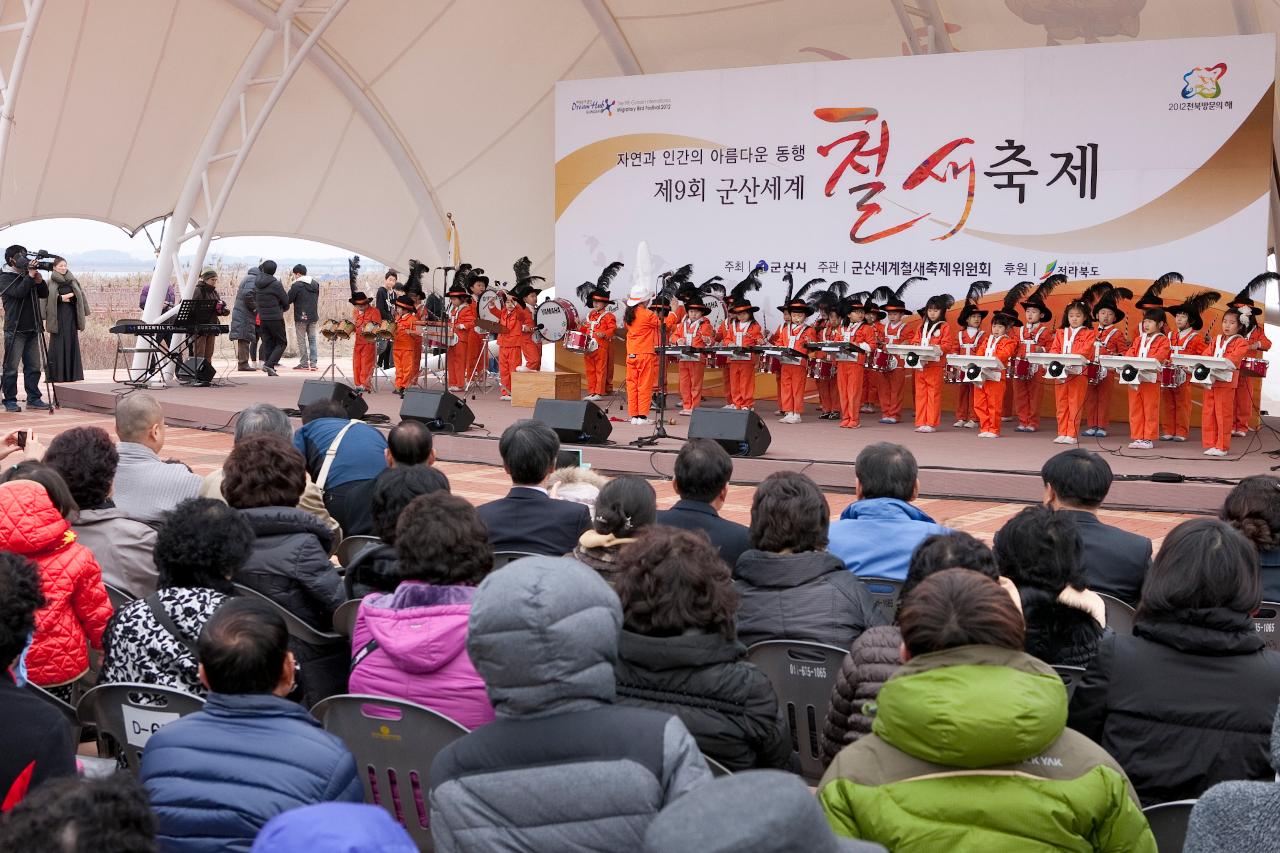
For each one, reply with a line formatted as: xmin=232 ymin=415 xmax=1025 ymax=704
xmin=1243 ymin=357 xmax=1269 ymax=377
xmin=706 ymin=353 xmax=728 ymax=369
xmin=808 ymin=360 xmax=836 ymax=381
xmin=1085 ymin=361 xmax=1105 ymax=385
xmin=477 ymin=290 xmax=502 ymax=324
xmin=757 ymin=356 xmax=780 ymax=375
xmin=534 ymin=298 xmax=578 ymax=343
xmin=563 ymin=330 xmax=591 ymax=353
xmin=338 ymin=320 xmax=356 ymax=340
xmin=1159 ymin=365 xmax=1187 ymax=388
xmin=320 ymin=319 xmax=340 ymax=341
xmin=869 ymin=350 xmax=898 ymax=372
xmin=1009 ymin=357 xmax=1038 ymax=381
xmin=942 ymin=364 xmax=965 ymax=384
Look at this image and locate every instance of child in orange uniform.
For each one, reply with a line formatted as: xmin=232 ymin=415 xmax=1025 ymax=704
xmin=578 ymin=284 xmax=618 ymax=401
xmin=1123 ymin=308 xmax=1171 ymax=449
xmin=511 ymin=256 xmax=544 ymax=373
xmin=718 ymin=296 xmax=764 ymax=410
xmin=875 ymin=297 xmax=913 ymax=425
xmin=770 ymin=297 xmax=816 ymax=424
xmin=1203 ymin=308 xmax=1253 ymax=456
xmin=1229 ymin=274 xmax=1274 ymax=436
xmin=829 ymin=295 xmax=878 ymax=429
xmin=495 ymin=284 xmax=535 ymax=400
xmin=391 ymin=295 xmax=420 ymax=397
xmin=465 ymin=271 xmax=491 ymax=383
xmin=1160 ymin=292 xmax=1216 ymax=442
xmin=906 ymin=294 xmax=957 ymax=433
xmin=673 ymin=293 xmax=716 ymax=414
xmin=350 ymin=291 xmax=380 ymax=393
xmin=1082 ymin=291 xmax=1129 ymax=438
xmin=974 ymin=310 xmax=1019 ymax=438
xmin=1049 ymin=299 xmax=1097 ymax=444
xmin=952 ymin=281 xmax=991 ymax=429
xmin=811 ymin=294 xmax=841 ymax=420
xmin=445 ymin=281 xmax=476 ymax=392
xmin=1012 ymin=277 xmax=1060 ymax=432
xmin=623 ymin=287 xmax=676 ymax=424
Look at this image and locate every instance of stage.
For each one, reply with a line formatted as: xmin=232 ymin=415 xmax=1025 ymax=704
xmin=54 ymin=369 xmax=1277 ymax=515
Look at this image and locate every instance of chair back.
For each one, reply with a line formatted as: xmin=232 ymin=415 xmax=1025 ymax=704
xmin=336 ymin=535 xmax=383 ymax=568
xmin=1254 ymin=602 xmax=1280 ymax=651
xmin=312 ymin=694 xmax=470 ymax=851
xmin=1142 ymin=799 xmax=1196 ymax=853
xmin=858 ymin=577 xmax=903 ymax=624
xmin=745 ymin=640 xmax=847 ymax=783
xmin=76 ymin=682 xmax=205 ymax=773
xmin=232 ymin=583 xmax=344 ymax=646
xmin=334 ymin=598 xmax=362 ymax=639
xmin=1098 ymin=593 xmax=1136 ymax=636
xmin=702 ymin=754 xmax=733 ymax=778
xmin=493 ymin=551 xmax=541 ymax=569
xmin=103 ymin=582 xmax=137 ymax=612
xmin=27 ymin=682 xmax=82 ymax=742
xmin=1051 ymin=665 xmax=1086 ymax=700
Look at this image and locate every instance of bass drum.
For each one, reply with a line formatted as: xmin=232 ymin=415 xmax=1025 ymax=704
xmin=477 ymin=290 xmax=502 ymax=325
xmin=535 ymin=298 xmax=579 ymax=343
xmin=702 ymin=294 xmax=727 ymax=331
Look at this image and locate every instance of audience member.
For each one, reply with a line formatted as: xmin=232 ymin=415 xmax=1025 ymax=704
xmin=1041 ymin=449 xmax=1152 ymax=605
xmin=1221 ymin=474 xmax=1280 ymax=601
xmin=344 ymin=465 xmax=451 ymax=598
xmin=111 ymin=393 xmax=203 ymax=525
xmin=349 ymin=492 xmax=495 ymax=729
xmin=546 ymin=461 xmax=608 ymax=512
xmin=44 ymin=425 xmax=159 ymax=596
xmin=643 ymin=770 xmax=886 ymax=853
xmin=202 ymin=403 xmax=341 ymax=542
xmin=385 ymin=419 xmax=435 ymax=467
xmin=0 ymin=551 xmax=75 ymax=810
xmin=734 ymin=471 xmax=881 ymax=648
xmin=571 ymin=474 xmax=656 ymax=583
xmin=994 ymin=504 xmax=1104 ymax=667
xmin=100 ymin=499 xmax=253 ymax=698
xmin=828 ymin=443 xmax=949 ymax=580
xmin=141 ymin=599 xmax=362 ymax=852
xmin=820 ymin=569 xmax=1155 ymax=851
xmin=1069 ymin=518 xmax=1280 ymax=805
xmin=475 ymin=420 xmax=591 ymax=556
xmin=614 ymin=526 xmax=792 ymax=771
xmin=253 ymin=260 xmax=289 ymax=376
xmin=0 ymin=474 xmax=110 ymax=699
xmin=429 ymin=556 xmax=710 ymax=849
xmin=820 ymin=531 xmax=1002 ymax=765
xmin=292 ymin=399 xmax=389 ymax=536
xmin=250 ymin=802 xmax=417 ymax=853
xmin=654 ymin=439 xmax=750 ymax=567
xmin=1183 ymin=708 xmax=1280 ymax=853
xmin=0 ymin=774 xmax=156 ymax=852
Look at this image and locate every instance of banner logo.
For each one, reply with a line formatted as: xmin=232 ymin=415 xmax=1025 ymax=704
xmin=1182 ymin=63 xmax=1227 ymax=99
xmin=572 ymin=98 xmax=617 ymax=116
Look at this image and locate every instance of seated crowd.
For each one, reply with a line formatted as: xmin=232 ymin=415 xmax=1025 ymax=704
xmin=0 ymin=395 xmax=1278 ymax=851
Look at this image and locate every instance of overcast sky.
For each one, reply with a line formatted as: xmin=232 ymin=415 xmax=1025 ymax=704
xmin=0 ymin=217 xmax=351 ymax=260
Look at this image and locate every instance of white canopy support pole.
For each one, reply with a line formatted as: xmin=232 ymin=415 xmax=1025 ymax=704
xmin=0 ymin=0 xmax=45 ymax=185
xmin=580 ymin=0 xmax=641 ymax=75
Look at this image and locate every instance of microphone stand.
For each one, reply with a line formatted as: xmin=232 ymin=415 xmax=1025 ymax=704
xmin=632 ymin=306 xmax=681 ymax=447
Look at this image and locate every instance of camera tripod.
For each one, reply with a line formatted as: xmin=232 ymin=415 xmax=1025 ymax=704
xmin=0 ymin=266 xmax=58 ymax=416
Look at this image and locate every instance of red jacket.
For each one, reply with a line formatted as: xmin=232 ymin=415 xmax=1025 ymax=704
xmin=0 ymin=481 xmax=111 ymax=686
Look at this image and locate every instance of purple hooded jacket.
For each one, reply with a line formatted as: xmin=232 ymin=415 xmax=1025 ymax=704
xmin=347 ymin=582 xmax=495 ymax=730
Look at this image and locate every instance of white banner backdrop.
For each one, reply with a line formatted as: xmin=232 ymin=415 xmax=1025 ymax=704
xmin=555 ymin=34 xmax=1274 ymax=315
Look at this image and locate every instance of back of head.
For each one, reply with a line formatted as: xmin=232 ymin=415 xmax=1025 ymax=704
xmin=902 ymin=532 xmax=999 ymax=601
xmin=260 ymin=259 xmax=277 ymax=276
xmin=855 ymin=442 xmax=917 ymax=502
xmin=197 ymin=598 xmax=288 ymax=695
xmin=395 ymin=491 xmax=492 ymax=585
xmin=467 ymin=556 xmax=621 ymax=717
xmin=673 ymin=438 xmax=733 ymax=503
xmin=0 ymin=551 xmax=43 ymax=666
xmin=387 ymin=420 xmax=433 ymax=466
xmin=44 ymin=426 xmax=118 ymax=510
xmin=899 ymin=569 xmax=1026 ymax=657
xmin=155 ymin=498 xmax=254 ymax=593
xmin=748 ymin=471 xmax=829 ymax=553
xmin=992 ymin=504 xmax=1084 ymax=595
xmin=616 ymin=526 xmax=737 ymax=641
xmin=0 ymin=775 xmax=157 ymax=853
xmin=1221 ymin=475 xmax=1280 ymax=553
xmin=1040 ymin=448 xmax=1112 ymax=509
xmin=372 ymin=465 xmax=450 ymax=542
xmin=291 ymin=264 xmax=307 ymax=277
xmin=251 ymin=803 xmax=416 ymax=853
xmin=300 ymin=399 xmax=349 ymax=424
xmin=498 ymin=419 xmax=559 ymax=485
xmin=1 ymin=461 xmax=78 ymax=520
xmin=233 ymin=403 xmax=293 ymax=444
xmin=222 ymin=434 xmax=306 ymax=509
xmin=592 ymin=475 xmax=657 ymax=537
xmin=1138 ymin=518 xmax=1260 ymax=620
xmin=115 ymin=392 xmax=162 ymax=443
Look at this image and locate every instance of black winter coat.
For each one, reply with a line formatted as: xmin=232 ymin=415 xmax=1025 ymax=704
xmin=733 ymin=549 xmax=883 ymax=650
xmin=252 ymin=271 xmax=289 ymax=322
xmin=1068 ymin=608 xmax=1280 ymax=806
xmin=1020 ymin=586 xmax=1103 ymax=668
xmin=342 ymin=542 xmax=399 ymax=599
xmin=229 ymin=269 xmax=259 ymax=342
xmin=287 ymin=277 xmax=320 ymax=323
xmin=820 ymin=624 xmax=902 ymax=767
xmin=614 ymin=630 xmax=792 ymax=771
xmin=235 ymin=506 xmax=341 ymax=629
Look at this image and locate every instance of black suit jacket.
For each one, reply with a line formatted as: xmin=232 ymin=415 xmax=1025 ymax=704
xmin=1064 ymin=509 xmax=1152 ymax=607
xmin=477 ymin=487 xmax=592 ymax=557
xmin=654 ymin=499 xmax=751 ymax=568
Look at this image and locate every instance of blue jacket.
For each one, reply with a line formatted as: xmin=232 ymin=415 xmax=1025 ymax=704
xmin=827 ymin=498 xmax=949 ymax=581
xmin=251 ymin=803 xmax=416 ymax=852
xmin=292 ymin=418 xmax=388 ymax=489
xmin=141 ymin=692 xmax=363 ymax=853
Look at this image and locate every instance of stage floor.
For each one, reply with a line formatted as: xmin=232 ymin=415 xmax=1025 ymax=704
xmin=54 ymin=369 xmax=1277 ymax=514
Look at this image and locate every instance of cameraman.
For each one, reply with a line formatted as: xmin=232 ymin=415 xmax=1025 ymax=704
xmin=0 ymin=245 xmax=51 ymax=413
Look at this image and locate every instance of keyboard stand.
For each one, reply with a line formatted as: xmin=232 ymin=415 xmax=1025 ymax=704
xmin=120 ymin=331 xmax=199 ymax=388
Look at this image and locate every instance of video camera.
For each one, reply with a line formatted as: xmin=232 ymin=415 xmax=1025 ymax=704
xmin=11 ymin=248 xmax=58 ymax=273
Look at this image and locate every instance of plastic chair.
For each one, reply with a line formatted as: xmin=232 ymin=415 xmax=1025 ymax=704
xmin=333 ymin=598 xmax=362 ymax=639
xmin=232 ymin=583 xmax=344 ymax=646
xmin=1098 ymin=593 xmax=1136 ymax=637
xmin=103 ymin=582 xmax=137 ymax=612
xmin=27 ymin=682 xmax=82 ymax=743
xmin=1253 ymin=602 xmax=1280 ymax=651
xmin=76 ymin=682 xmax=205 ymax=773
xmin=858 ymin=577 xmax=903 ymax=625
xmin=312 ymin=694 xmax=470 ymax=851
xmin=1142 ymin=799 xmax=1196 ymax=853
xmin=1051 ymin=665 xmax=1086 ymax=700
xmin=703 ymin=754 xmax=733 ymax=778
xmin=745 ymin=640 xmax=847 ymax=783
xmin=336 ymin=535 xmax=383 ymax=568
xmin=493 ymin=551 xmax=541 ymax=569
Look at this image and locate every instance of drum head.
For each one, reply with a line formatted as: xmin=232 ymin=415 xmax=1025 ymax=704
xmin=703 ymin=294 xmax=726 ymax=330
xmin=536 ymin=301 xmax=569 ymax=342
xmin=478 ymin=290 xmax=501 ymax=322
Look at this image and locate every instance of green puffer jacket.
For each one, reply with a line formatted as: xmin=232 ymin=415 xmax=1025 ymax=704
xmin=818 ymin=645 xmax=1156 ymax=853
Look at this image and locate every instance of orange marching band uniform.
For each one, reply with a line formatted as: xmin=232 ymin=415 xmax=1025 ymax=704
xmin=465 ymin=271 xmax=492 ymax=383
xmin=829 ymin=297 xmax=878 ymax=429
xmin=1229 ymin=275 xmax=1273 ymax=435
xmin=673 ymin=294 xmax=716 ymax=414
xmin=1048 ymin=302 xmax=1097 ymax=443
xmin=812 ymin=312 xmax=840 ymax=419
xmin=495 ymin=287 xmax=534 ymax=399
xmin=392 ymin=295 xmax=421 ymax=394
xmin=905 ymin=295 xmax=957 ymax=432
xmin=1123 ymin=323 xmax=1170 ymax=446
xmin=1012 ymin=318 xmax=1051 ymax=432
xmin=1203 ymin=309 xmax=1253 ymax=455
xmin=350 ymin=292 xmax=380 ymax=392
xmin=717 ymin=300 xmax=764 ymax=410
xmin=973 ymin=312 xmax=1019 ymax=438
xmin=623 ymin=294 xmax=677 ymax=423
xmin=874 ymin=302 xmax=912 ymax=424
xmin=953 ymin=323 xmax=986 ymax=427
xmin=1160 ymin=298 xmax=1210 ymax=442
xmin=769 ymin=298 xmax=816 ymax=423
xmin=445 ymin=282 xmax=477 ymax=392
xmin=582 ymin=295 xmax=618 ymax=400
xmin=1082 ymin=296 xmax=1128 ymax=438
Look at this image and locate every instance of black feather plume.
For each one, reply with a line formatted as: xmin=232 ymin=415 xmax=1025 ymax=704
xmin=783 ymin=272 xmax=795 ymax=304
xmin=1183 ymin=290 xmax=1221 ymax=315
xmin=827 ymin=280 xmax=850 ymax=301
xmin=1237 ymin=272 xmax=1280 ymax=303
xmin=1082 ymin=281 xmax=1113 ymax=308
xmin=699 ymin=276 xmax=726 ymax=297
xmin=597 ymin=261 xmax=623 ymax=289
xmin=1138 ymin=271 xmax=1180 ymax=306
xmin=406 ymin=259 xmax=427 ymax=295
xmin=666 ymin=264 xmax=694 ymax=288
xmin=793 ymin=277 xmax=825 ymax=303
xmin=348 ymin=256 xmax=360 ymax=296
xmin=1113 ymin=287 xmax=1133 ymax=302
xmin=868 ymin=286 xmax=895 ymax=306
xmin=1033 ymin=273 xmax=1066 ymax=302
xmin=1001 ymin=281 xmax=1034 ymax=315
xmin=895 ymin=276 xmax=925 ymax=300
xmin=964 ymin=280 xmax=991 ymax=305
xmin=730 ymin=267 xmax=764 ymax=302
xmin=576 ymin=282 xmax=597 ymax=304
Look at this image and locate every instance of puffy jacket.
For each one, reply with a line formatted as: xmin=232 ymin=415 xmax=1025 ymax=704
xmin=0 ymin=480 xmax=112 ymax=686
xmin=348 ymin=582 xmax=494 ymax=730
xmin=733 ymin=549 xmax=883 ymax=649
xmin=141 ymin=692 xmax=363 ymax=853
xmin=72 ymin=505 xmax=158 ymax=596
xmin=1069 ymin=608 xmax=1280 ymax=806
xmin=251 ymin=803 xmax=417 ymax=853
xmin=1020 ymin=585 xmax=1104 ymax=668
xmin=253 ymin=270 xmax=289 ymax=321
xmin=614 ymin=629 xmax=792 ymax=771
xmin=1184 ymin=710 xmax=1280 ymax=853
xmin=287 ymin=276 xmax=320 ymax=323
xmin=343 ymin=543 xmax=399 ymax=599
xmin=429 ymin=556 xmax=711 ymax=852
xmin=229 ymin=268 xmax=259 ymax=342
xmin=827 ymin=498 xmax=949 ymax=581
xmin=820 ymin=624 xmax=902 ymax=766
xmin=236 ymin=506 xmax=341 ymax=630
xmin=819 ymin=644 xmax=1156 ymax=852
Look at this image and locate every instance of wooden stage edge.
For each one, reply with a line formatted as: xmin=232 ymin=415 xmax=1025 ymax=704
xmin=53 ymin=373 xmax=1279 ymax=516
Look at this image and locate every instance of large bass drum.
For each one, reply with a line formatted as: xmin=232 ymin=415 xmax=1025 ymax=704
xmin=702 ymin=294 xmax=727 ymax=331
xmin=477 ymin=290 xmax=502 ymax=325
xmin=534 ymin=298 xmax=579 ymax=343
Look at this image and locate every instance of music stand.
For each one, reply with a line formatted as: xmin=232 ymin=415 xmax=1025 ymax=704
xmin=1098 ymin=355 xmax=1162 ymax=387
xmin=1170 ymin=354 xmax=1237 ymax=386
xmin=173 ymin=299 xmax=219 ymax=326
xmin=949 ymin=355 xmax=1006 ymax=385
xmin=886 ymin=344 xmax=942 ymax=369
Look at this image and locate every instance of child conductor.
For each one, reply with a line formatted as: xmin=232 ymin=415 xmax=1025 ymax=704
xmin=623 ymin=286 xmax=677 ymax=425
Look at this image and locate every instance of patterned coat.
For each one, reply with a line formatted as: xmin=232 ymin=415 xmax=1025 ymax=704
xmin=101 ymin=587 xmax=230 ymax=698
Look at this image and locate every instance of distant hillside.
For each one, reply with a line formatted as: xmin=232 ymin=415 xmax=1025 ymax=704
xmin=65 ymin=249 xmax=388 ymax=276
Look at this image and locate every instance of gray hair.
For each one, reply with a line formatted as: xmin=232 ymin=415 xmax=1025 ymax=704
xmin=115 ymin=393 xmax=163 ymax=443
xmin=233 ymin=403 xmax=293 ymax=444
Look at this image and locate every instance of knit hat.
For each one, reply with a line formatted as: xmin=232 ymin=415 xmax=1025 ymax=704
xmin=200 ymin=268 xmax=217 ymax=280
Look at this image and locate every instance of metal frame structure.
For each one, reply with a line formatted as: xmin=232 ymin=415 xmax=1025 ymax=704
xmin=0 ymin=0 xmax=47 ymax=186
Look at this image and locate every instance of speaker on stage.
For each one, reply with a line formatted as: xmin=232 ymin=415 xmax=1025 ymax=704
xmin=297 ymin=379 xmax=368 ymax=420
xmin=532 ymin=399 xmax=612 ymax=444
xmin=400 ymin=389 xmax=475 ymax=433
xmin=689 ymin=408 xmax=771 ymax=457
xmin=176 ymin=357 xmax=215 ymax=385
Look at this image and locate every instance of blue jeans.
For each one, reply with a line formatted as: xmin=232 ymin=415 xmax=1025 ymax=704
xmin=2 ymin=330 xmax=42 ymax=404
xmin=295 ymin=320 xmax=318 ymax=366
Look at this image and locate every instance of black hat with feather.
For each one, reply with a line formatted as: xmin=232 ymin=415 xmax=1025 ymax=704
xmin=1022 ymin=274 xmax=1063 ymax=322
xmin=512 ymin=256 xmax=546 ymax=292
xmin=957 ymin=280 xmax=991 ymax=324
xmin=917 ymin=293 xmax=955 ymax=320
xmin=778 ymin=274 xmax=822 ymax=315
xmin=347 ymin=255 xmax=360 ymax=297
xmin=1171 ymin=290 xmax=1220 ymax=331
xmin=578 ymin=260 xmax=622 ymax=305
xmin=698 ymin=276 xmax=727 ymax=299
xmin=995 ymin=281 xmax=1032 ymax=328
xmin=402 ymin=259 xmax=428 ymax=297
xmin=838 ymin=289 xmax=868 ymax=317
xmin=882 ymin=276 xmax=922 ymax=312
xmin=808 ymin=279 xmax=847 ymax=317
xmin=1136 ymin=272 xmax=1180 ymax=311
xmin=1087 ymin=282 xmax=1132 ymax=323
xmin=728 ymin=263 xmax=765 ymax=314
xmin=1230 ymin=272 xmax=1277 ymax=317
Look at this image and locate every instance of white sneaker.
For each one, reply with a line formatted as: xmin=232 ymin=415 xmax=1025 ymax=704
xmin=915 ymin=425 xmax=935 ymax=433
xmin=633 ymin=416 xmax=649 ymax=425
xmin=1062 ymin=436 xmax=1078 ymax=445
xmin=679 ymin=409 xmax=692 ymax=416
xmin=500 ymin=393 xmax=512 ymax=401
xmin=1127 ymin=440 xmax=1142 ymax=449
xmin=977 ymin=431 xmax=997 ymax=438
xmin=965 ymin=420 xmax=979 ymax=429
xmin=448 ymin=385 xmax=463 ymax=392
xmin=1129 ymin=439 xmax=1153 ymax=449
xmin=781 ymin=413 xmax=799 ymax=424
xmin=1170 ymin=435 xmax=1187 ymax=442
xmin=583 ymin=394 xmax=599 ymax=401
xmin=1231 ymin=430 xmax=1248 ymax=438
xmin=953 ymin=420 xmax=966 ymax=428
xmin=515 ymin=365 xmax=531 ymax=373
xmin=722 ymin=403 xmax=737 ymax=410
xmin=1204 ymin=447 xmax=1228 ymax=456
xmin=1001 ymin=415 xmax=1015 ymax=422
xmin=1160 ymin=434 xmax=1174 ymax=441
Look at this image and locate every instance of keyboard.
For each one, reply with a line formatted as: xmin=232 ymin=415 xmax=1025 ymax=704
xmin=110 ymin=323 xmax=229 ymax=335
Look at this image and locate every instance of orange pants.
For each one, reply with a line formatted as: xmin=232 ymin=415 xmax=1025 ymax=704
xmin=521 ymin=336 xmax=541 ymax=371
xmin=1013 ymin=377 xmax=1043 ymax=429
xmin=975 ymin=380 xmax=1006 ymax=435
xmin=817 ymin=376 xmax=838 ymax=414
xmin=627 ymin=354 xmax=657 ymax=418
xmin=584 ymin=346 xmax=610 ymax=396
xmin=498 ymin=345 xmax=522 ymax=394
xmin=876 ymin=368 xmax=905 ymax=420
xmin=777 ymin=363 xmax=806 ymax=415
xmin=353 ymin=341 xmax=375 ymax=390
xmin=409 ymin=339 xmax=421 ymax=386
xmin=1234 ymin=376 xmax=1259 ymax=432
xmin=726 ymin=361 xmax=755 ymax=409
xmin=1160 ymin=383 xmax=1193 ymax=439
xmin=1054 ymin=375 xmax=1087 ymax=438
xmin=1084 ymin=375 xmax=1116 ymax=429
xmin=466 ymin=334 xmax=486 ymax=381
xmin=679 ymin=361 xmax=705 ymax=411
xmin=955 ymin=383 xmax=975 ymax=422
xmin=913 ymin=363 xmax=943 ymax=428
xmin=1128 ymin=383 xmax=1161 ymax=441
xmin=447 ymin=342 xmax=467 ymax=389
xmin=394 ymin=339 xmax=417 ymax=390
xmin=836 ymin=362 xmax=864 ymax=428
xmin=863 ymin=370 xmax=879 ymax=409
xmin=1203 ymin=386 xmax=1234 ymax=451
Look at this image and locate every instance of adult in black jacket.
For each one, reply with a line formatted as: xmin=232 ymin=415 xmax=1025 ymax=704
xmin=476 ymin=420 xmax=590 ymax=557
xmin=253 ymin=260 xmax=289 ymax=376
xmin=343 ymin=465 xmax=450 ymax=598
xmin=1042 ymin=449 xmax=1152 ymax=605
xmin=375 ymin=269 xmax=397 ymax=370
xmin=0 ymin=245 xmax=51 ymax=413
xmin=614 ymin=527 xmax=792 ymax=771
xmin=1069 ymin=519 xmax=1280 ymax=806
xmin=734 ymin=472 xmax=882 ymax=649
xmin=654 ymin=439 xmax=750 ymax=568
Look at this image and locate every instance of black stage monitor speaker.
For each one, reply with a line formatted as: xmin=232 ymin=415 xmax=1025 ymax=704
xmin=176 ymin=357 xmax=215 ymax=385
xmin=532 ymin=398 xmax=612 ymax=444
xmin=688 ymin=408 xmax=771 ymax=457
xmin=297 ymin=379 xmax=368 ymax=420
xmin=400 ymin=389 xmax=475 ymax=433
